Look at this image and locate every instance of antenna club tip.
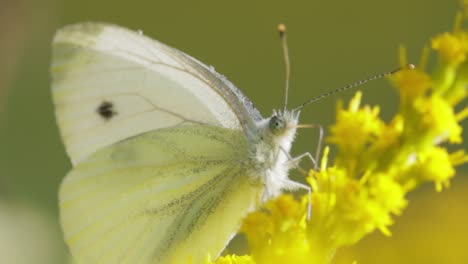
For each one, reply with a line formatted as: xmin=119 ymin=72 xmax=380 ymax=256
xmin=278 ymin=24 xmax=287 ymax=35
xmin=406 ymin=63 xmax=416 ymax=70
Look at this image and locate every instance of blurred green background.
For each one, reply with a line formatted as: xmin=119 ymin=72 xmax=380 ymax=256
xmin=0 ymin=0 xmax=466 ymax=263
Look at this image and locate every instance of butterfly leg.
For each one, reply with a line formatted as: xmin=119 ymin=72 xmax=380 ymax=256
xmin=277 ymin=148 xmax=314 ymax=219
xmin=278 ymin=123 xmax=325 ymax=220
xmin=268 ymin=177 xmax=312 ymax=220
xmin=281 ymin=148 xmax=319 ymax=173
xmin=313 ymin=124 xmax=324 ymax=170
xmin=286 ymin=123 xmax=325 ymax=219
xmin=294 ymin=123 xmax=325 ymax=171
xmin=283 ymin=178 xmax=312 ymax=220
xmin=287 ymin=152 xmax=318 ymax=171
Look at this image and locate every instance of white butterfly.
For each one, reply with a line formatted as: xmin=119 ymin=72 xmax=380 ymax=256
xmin=51 ymin=22 xmax=312 ymax=264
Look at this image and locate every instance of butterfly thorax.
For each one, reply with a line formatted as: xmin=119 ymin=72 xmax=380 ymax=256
xmin=249 ymin=110 xmax=299 ymax=198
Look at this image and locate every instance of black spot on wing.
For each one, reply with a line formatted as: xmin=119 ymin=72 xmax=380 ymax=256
xmin=97 ymin=101 xmax=117 ymax=120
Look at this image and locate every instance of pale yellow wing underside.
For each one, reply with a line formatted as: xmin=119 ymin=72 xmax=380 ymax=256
xmin=51 ymin=23 xmax=261 ymax=165
xmin=59 ymin=123 xmax=263 ymax=264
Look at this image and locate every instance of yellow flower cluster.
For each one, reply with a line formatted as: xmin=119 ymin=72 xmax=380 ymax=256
xmin=206 ymin=10 xmax=468 ymax=264
xmin=204 ymin=255 xmax=255 ymax=264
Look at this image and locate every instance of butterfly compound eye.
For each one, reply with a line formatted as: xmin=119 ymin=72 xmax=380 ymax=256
xmin=269 ymin=115 xmax=286 ymax=134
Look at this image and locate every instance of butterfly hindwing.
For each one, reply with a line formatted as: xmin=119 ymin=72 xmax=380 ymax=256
xmin=59 ymin=123 xmax=263 ymax=264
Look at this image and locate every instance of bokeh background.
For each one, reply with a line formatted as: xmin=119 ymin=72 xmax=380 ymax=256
xmin=0 ymin=0 xmax=466 ymax=263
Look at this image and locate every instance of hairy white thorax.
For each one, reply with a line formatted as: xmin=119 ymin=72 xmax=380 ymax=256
xmin=250 ymin=110 xmax=300 ymax=198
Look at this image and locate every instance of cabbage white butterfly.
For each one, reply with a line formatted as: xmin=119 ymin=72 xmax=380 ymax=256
xmin=52 ymin=22 xmax=402 ymax=263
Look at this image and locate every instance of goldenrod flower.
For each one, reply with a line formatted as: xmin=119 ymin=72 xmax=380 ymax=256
xmin=407 ymin=147 xmax=455 ymax=191
xmin=328 ymin=93 xmax=385 ymax=172
xmin=390 ymin=67 xmax=431 ymax=103
xmin=206 ymin=255 xmax=255 ymax=264
xmin=206 ymin=8 xmax=468 ymax=264
xmin=431 ymin=32 xmax=468 ymax=66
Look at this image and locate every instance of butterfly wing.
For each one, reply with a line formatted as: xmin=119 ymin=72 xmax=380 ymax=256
xmin=51 ymin=22 xmax=262 ymax=165
xmin=52 ymin=22 xmax=266 ymax=264
xmin=59 ymin=123 xmax=263 ymax=264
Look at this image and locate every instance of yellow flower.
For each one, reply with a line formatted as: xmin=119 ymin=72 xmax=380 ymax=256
xmin=407 ymin=147 xmax=456 ymax=191
xmin=390 ymin=67 xmax=432 ymax=102
xmin=449 ymin=149 xmax=468 ymax=166
xmin=205 ymin=255 xmax=255 ymax=264
xmin=328 ymin=92 xmax=384 ymax=171
xmin=431 ymin=32 xmax=468 ymax=66
xmin=240 ymin=195 xmax=316 ymax=264
xmin=371 ymin=115 xmax=403 ymax=158
xmin=206 ymin=8 xmax=468 ymax=264
xmin=412 ymin=95 xmax=462 ymax=144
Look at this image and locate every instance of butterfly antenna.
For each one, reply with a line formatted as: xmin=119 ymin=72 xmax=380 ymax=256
xmin=278 ymin=24 xmax=291 ymax=111
xmin=292 ymin=64 xmax=415 ymax=112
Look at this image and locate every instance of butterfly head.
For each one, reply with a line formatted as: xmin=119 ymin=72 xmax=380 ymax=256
xmin=267 ymin=109 xmax=299 ymax=139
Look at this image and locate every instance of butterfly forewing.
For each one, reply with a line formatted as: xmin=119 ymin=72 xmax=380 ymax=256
xmin=51 ymin=23 xmax=261 ymax=165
